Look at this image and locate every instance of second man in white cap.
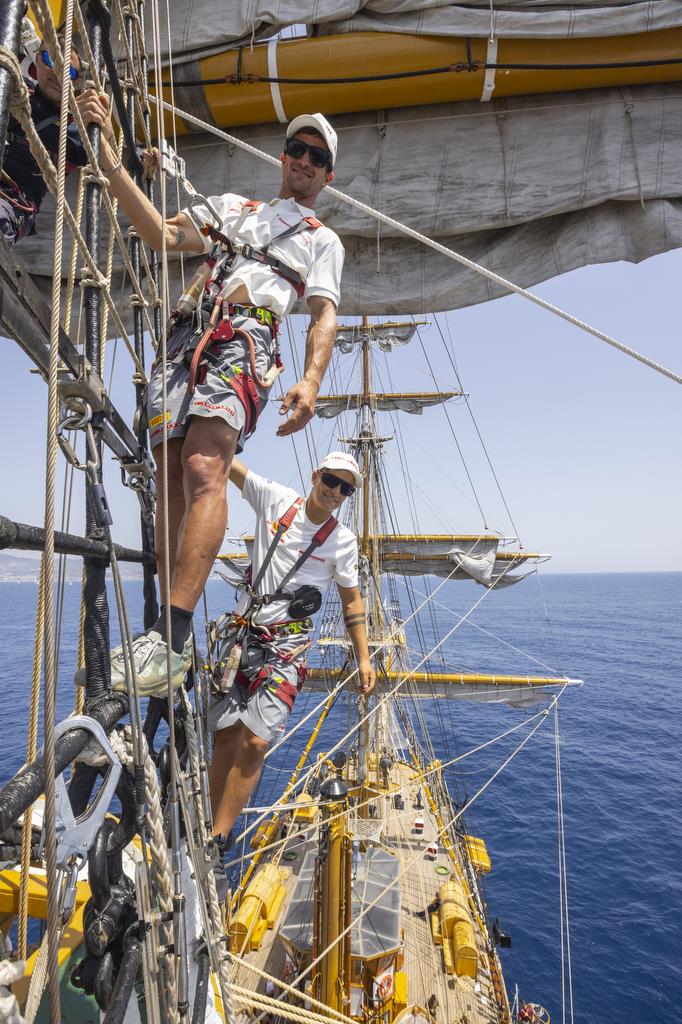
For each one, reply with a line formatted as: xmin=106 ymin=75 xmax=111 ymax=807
xmin=207 ymin=451 xmax=375 ymax=853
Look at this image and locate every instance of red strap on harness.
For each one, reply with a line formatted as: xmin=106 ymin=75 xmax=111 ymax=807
xmin=240 ymin=200 xmax=323 ymax=299
xmin=272 ymin=678 xmax=298 ymax=710
xmin=277 ymin=497 xmax=305 ymax=532
xmin=312 ymin=514 xmax=337 ymax=547
xmin=224 ymin=369 xmax=261 ymax=438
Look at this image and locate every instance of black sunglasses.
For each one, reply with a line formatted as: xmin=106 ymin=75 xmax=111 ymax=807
xmin=40 ymin=49 xmax=79 ymax=81
xmin=320 ymin=471 xmax=355 ymax=497
xmin=284 ymin=138 xmax=331 ymax=169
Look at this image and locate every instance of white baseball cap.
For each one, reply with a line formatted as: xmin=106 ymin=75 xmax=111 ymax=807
xmin=318 ymin=451 xmax=363 ymax=489
xmin=287 ymin=113 xmax=337 ymax=168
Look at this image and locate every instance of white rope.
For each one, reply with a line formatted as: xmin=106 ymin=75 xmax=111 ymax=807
xmin=0 ymin=960 xmax=25 ymax=1024
xmin=178 ymin=694 xmax=237 ymax=1024
xmin=151 ymin=94 xmax=682 ymax=387
xmin=554 ymin=703 xmax=575 ymax=1024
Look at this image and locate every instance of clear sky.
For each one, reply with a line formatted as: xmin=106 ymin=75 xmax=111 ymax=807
xmin=2 ymin=245 xmax=681 ymax=573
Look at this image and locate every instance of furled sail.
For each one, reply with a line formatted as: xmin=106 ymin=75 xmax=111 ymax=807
xmin=371 ymin=535 xmax=548 ymax=584
xmin=19 ymin=4 xmax=682 ymax=324
xmin=220 ymin=536 xmax=548 ymax=586
xmin=152 ymin=2 xmax=682 ymax=64
xmin=315 ymin=392 xmax=459 ymax=419
xmin=336 ymin=322 xmax=423 ymax=353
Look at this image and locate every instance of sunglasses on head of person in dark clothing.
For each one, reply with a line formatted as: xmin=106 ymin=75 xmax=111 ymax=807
xmin=40 ymin=49 xmax=79 ymax=81
xmin=284 ymin=138 xmax=332 ymax=169
xmin=320 ymin=472 xmax=355 ymax=497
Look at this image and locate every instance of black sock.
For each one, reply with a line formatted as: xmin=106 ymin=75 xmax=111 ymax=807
xmin=153 ymin=605 xmax=193 ymax=655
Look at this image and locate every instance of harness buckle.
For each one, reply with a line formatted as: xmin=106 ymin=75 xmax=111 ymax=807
xmin=211 ymin=318 xmax=235 ymax=343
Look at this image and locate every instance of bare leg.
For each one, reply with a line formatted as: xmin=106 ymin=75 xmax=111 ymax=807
xmin=152 ymin=437 xmax=185 ymax=605
xmin=210 ymin=723 xmax=269 ymax=838
xmin=169 ymin=416 xmax=239 ymax=612
xmin=208 ymin=722 xmax=241 ymax=824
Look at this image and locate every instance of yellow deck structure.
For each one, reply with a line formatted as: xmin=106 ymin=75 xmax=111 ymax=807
xmin=228 ymin=759 xmax=508 ymax=1024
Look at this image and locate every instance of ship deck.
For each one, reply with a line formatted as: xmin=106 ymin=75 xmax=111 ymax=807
xmin=229 ymin=760 xmax=504 ymax=1024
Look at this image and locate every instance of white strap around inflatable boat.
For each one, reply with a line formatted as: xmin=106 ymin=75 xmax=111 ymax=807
xmin=480 ymin=37 xmax=498 ymax=102
xmin=268 ymin=38 xmax=287 ymax=123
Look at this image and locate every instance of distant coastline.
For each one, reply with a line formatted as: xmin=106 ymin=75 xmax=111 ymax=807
xmin=0 ymin=552 xmax=142 ymax=583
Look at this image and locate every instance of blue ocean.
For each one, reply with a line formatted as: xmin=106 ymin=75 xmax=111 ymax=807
xmin=0 ymin=572 xmax=680 ymax=1023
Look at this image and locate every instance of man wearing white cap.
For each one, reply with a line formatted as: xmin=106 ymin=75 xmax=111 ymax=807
xmin=80 ymin=97 xmax=346 ymax=693
xmin=208 ymin=451 xmax=375 ymax=845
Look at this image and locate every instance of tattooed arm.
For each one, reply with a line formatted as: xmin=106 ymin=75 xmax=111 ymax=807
xmin=337 ymin=584 xmax=375 ymax=695
xmin=78 ymin=90 xmax=204 ymax=254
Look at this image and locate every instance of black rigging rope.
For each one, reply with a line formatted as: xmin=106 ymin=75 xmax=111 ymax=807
xmin=162 ymin=55 xmax=682 ymax=89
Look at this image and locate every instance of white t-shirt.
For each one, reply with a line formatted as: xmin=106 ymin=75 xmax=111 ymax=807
xmin=184 ymin=193 xmax=345 ymax=320
xmin=236 ymin=470 xmax=358 ymax=627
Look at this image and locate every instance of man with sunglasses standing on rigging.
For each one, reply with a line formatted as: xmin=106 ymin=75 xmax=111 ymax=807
xmin=208 ymin=450 xmax=375 ymax=855
xmin=79 ymin=98 xmax=346 ymax=694
xmin=0 ymin=38 xmax=88 ymax=245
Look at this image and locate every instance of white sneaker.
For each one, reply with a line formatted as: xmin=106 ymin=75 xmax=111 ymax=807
xmin=111 ymin=630 xmax=195 ymax=695
xmin=75 ymin=632 xmax=193 ymax=696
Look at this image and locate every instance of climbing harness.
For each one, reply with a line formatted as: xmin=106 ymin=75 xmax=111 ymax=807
xmin=200 ymin=199 xmax=322 ymax=301
xmin=163 ymin=190 xmax=327 ymax=441
xmin=157 ymin=149 xmax=326 ymax=442
xmin=216 ymin=498 xmax=338 ymax=704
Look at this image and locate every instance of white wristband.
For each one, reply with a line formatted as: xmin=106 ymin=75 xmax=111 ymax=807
xmin=103 ymin=158 xmax=122 ymax=178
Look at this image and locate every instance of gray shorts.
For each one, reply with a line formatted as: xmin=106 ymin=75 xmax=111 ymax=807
xmin=147 ymin=313 xmax=276 ymax=451
xmin=207 ymin=655 xmax=301 ymax=745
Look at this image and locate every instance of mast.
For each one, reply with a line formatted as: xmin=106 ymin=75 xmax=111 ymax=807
xmin=316 ymin=778 xmax=351 ymax=1016
xmin=361 ymin=316 xmax=371 ymax=560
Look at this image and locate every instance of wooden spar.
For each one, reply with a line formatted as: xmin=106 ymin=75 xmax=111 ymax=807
xmin=306 ymin=668 xmax=582 ymax=689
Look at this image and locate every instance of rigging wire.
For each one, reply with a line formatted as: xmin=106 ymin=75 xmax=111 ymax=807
xmin=286 ymin=699 xmax=554 ymax=998
xmin=238 ymin=555 xmax=536 ymax=850
xmin=149 ymin=2 xmax=186 ymax=1019
xmin=226 ymin=702 xmax=555 ymax=874
xmin=411 ymin=320 xmax=490 ymax=529
xmin=395 ymin=575 xmax=567 ymax=677
xmin=153 ymin=94 xmax=682 ymax=386
xmin=433 ymin=311 xmax=525 ymax=543
xmin=555 ymin=702 xmax=575 ymax=1024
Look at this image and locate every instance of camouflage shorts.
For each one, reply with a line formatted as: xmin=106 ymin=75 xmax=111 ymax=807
xmin=146 ymin=313 xmax=275 ymax=452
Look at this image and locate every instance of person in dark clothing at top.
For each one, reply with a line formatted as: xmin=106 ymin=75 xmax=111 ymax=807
xmin=0 ymin=39 xmax=89 ymax=245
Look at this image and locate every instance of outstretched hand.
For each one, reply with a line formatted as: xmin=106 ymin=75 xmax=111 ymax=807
xmin=277 ymin=379 xmax=318 ymax=436
xmin=357 ymin=658 xmax=376 ymax=696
